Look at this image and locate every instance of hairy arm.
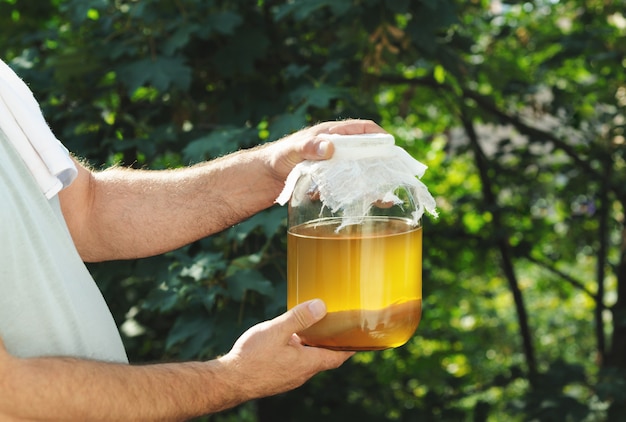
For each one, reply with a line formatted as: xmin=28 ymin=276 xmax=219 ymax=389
xmin=7 ymin=120 xmax=375 ymax=419
xmin=0 ymin=300 xmax=353 ymax=421
xmin=60 ymin=120 xmax=385 ymax=262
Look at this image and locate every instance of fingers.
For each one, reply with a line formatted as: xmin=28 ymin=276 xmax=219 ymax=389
xmin=221 ymin=302 xmax=354 ymax=399
xmin=267 ymin=119 xmax=387 ymax=182
xmin=280 ymin=300 xmax=356 ymax=367
xmin=277 ymin=299 xmax=328 ymax=337
xmin=300 ymin=138 xmax=334 ymax=161
xmin=287 ymin=332 xmax=355 ymax=371
xmin=299 ymin=119 xmax=386 ymax=162
xmin=317 ymin=349 xmax=355 ymax=369
xmin=326 ymin=119 xmax=387 ymax=136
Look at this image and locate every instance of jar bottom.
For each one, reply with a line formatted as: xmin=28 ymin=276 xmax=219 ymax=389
xmin=297 ymin=299 xmax=421 ymax=351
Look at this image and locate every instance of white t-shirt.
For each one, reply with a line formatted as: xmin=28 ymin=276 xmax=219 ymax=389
xmin=0 ymin=129 xmax=128 ymax=362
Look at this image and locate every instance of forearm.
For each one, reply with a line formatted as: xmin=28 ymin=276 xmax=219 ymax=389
xmin=60 ymin=120 xmax=385 ymax=262
xmin=64 ymin=146 xmax=279 ymax=262
xmin=102 ymin=148 xmax=276 ymax=256
xmin=0 ymin=353 xmax=243 ymax=421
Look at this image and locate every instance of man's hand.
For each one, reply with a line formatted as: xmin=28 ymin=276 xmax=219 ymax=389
xmin=218 ymin=299 xmax=354 ymax=401
xmin=262 ymin=119 xmax=386 ymax=184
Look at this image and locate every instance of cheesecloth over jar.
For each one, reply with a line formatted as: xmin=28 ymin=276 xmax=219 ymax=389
xmin=276 ymin=133 xmax=437 ymax=230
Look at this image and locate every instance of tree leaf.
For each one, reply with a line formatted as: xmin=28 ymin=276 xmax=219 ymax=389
xmin=225 ymin=269 xmax=275 ymax=301
xmin=229 ymin=206 xmax=287 ymax=243
xmin=165 ymin=311 xmax=214 ymax=353
xmin=182 ymin=127 xmax=250 ymax=163
xmin=117 ymin=56 xmax=191 ymax=96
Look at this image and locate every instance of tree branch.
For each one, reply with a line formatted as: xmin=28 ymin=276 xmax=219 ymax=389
xmin=376 ymin=73 xmax=607 ymax=188
xmin=594 ymin=158 xmax=611 ymax=363
xmin=460 ymin=110 xmax=538 ymax=379
xmin=524 ymin=255 xmax=596 ymax=300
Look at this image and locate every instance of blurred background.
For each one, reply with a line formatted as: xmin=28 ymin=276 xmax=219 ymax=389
xmin=1 ymin=0 xmax=625 ymax=420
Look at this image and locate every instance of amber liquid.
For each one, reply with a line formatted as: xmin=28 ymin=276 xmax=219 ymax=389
xmin=287 ymin=217 xmax=422 ymax=350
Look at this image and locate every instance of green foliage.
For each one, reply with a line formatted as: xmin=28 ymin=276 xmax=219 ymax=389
xmin=3 ymin=0 xmax=626 ymax=420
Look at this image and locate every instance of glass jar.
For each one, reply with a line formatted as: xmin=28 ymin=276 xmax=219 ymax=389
xmin=286 ymin=133 xmax=424 ymax=351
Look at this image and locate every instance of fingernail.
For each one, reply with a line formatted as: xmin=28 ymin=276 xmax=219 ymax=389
xmin=308 ymin=299 xmax=326 ymax=319
xmin=316 ymin=141 xmax=330 ymax=157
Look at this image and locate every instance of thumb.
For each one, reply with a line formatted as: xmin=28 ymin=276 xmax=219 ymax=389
xmin=301 ymin=138 xmax=334 ymax=161
xmin=281 ymin=299 xmax=328 ymax=335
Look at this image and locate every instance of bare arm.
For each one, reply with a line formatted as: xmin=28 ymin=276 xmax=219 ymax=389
xmin=60 ymin=119 xmax=385 ymax=262
xmin=0 ymin=300 xmax=353 ymax=421
xmin=3 ymin=120 xmax=377 ymax=420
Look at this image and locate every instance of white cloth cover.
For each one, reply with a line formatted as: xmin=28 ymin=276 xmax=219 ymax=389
xmin=276 ymin=133 xmax=438 ymax=229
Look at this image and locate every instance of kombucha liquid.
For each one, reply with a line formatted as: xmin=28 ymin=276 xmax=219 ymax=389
xmin=287 ymin=217 xmax=422 ymax=350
